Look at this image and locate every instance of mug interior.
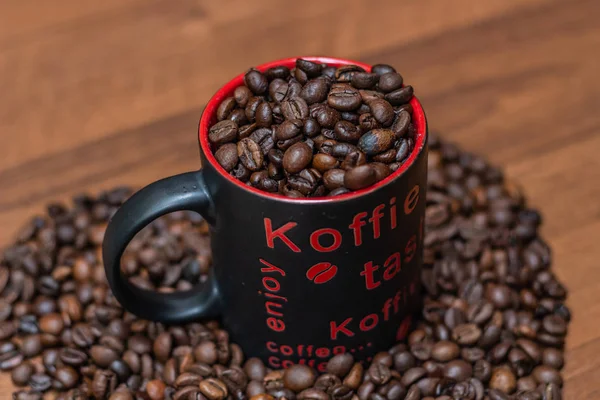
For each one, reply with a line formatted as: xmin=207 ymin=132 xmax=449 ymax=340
xmin=199 ymin=56 xmax=427 ymax=203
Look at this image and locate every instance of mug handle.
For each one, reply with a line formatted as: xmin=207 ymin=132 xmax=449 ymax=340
xmin=102 ymin=170 xmax=221 ymax=324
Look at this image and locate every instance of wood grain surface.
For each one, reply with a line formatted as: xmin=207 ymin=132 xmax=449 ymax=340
xmin=1 ymin=0 xmax=599 ymax=397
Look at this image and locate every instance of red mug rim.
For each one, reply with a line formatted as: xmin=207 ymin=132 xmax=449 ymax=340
xmin=198 ymin=56 xmax=427 ymax=203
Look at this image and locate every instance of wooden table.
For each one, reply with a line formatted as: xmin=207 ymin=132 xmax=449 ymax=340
xmin=1 ymin=0 xmax=599 ymax=397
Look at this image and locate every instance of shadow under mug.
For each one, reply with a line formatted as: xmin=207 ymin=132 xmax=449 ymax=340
xmin=103 ymin=56 xmax=428 ymax=370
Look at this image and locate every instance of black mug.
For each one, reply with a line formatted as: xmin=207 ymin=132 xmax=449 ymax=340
xmin=103 ymin=56 xmax=428 ymax=370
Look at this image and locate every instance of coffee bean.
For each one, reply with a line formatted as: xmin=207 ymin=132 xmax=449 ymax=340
xmin=298 ymin=388 xmax=329 ymax=400
xmin=234 ymin=86 xmax=252 ymax=108
xmin=312 ymin=154 xmax=339 ymax=173
xmin=372 ymin=64 xmax=396 ymax=76
xmin=334 ymin=121 xmax=362 ymax=142
xmin=542 ymin=348 xmax=564 ymax=370
xmin=342 ymin=363 xmax=363 ymax=390
xmin=245 ymin=70 xmax=268 ymax=95
xmin=391 ymin=110 xmax=411 ymax=137
xmin=238 ymin=138 xmax=264 ymax=171
xmin=284 ymin=364 xmax=316 ymax=392
xmin=255 ymin=102 xmax=273 ymax=128
xmin=283 ymin=142 xmax=313 ymax=174
xmin=56 ymin=366 xmax=79 ymax=389
xmin=384 ymin=86 xmax=414 ymax=106
xmin=369 ymin=99 xmax=395 ymax=127
xmin=296 ymin=59 xmax=323 ymax=78
xmin=60 ymin=347 xmax=88 ymax=366
xmin=12 ymin=361 xmax=34 ymax=386
xmin=542 ymin=315 xmax=567 ymax=336
xmin=335 ymin=65 xmax=365 ymax=82
xmin=215 ymin=143 xmax=239 ymax=172
xmin=229 ymin=108 xmax=249 ymax=127
xmin=39 ymin=312 xmax=63 ymax=334
xmin=368 ymin=362 xmax=391 ymax=385
xmin=282 ymin=97 xmax=309 ymax=120
xmin=452 ymin=323 xmax=482 ymax=345
xmin=301 ymin=78 xmax=330 ymax=105
xmin=276 ymin=120 xmax=303 ymax=141
xmin=266 ymin=66 xmax=291 ymax=81
xmin=349 ymin=72 xmax=378 ymax=89
xmin=490 ymin=367 xmax=517 ymax=394
xmin=328 ymin=84 xmax=362 ymax=111
xmin=378 ymin=73 xmax=404 ymax=93
xmin=533 ymin=366 xmax=562 ymax=386
xmin=217 ymin=97 xmax=237 ymax=121
xmin=431 ymin=340 xmax=459 ymax=362
xmin=344 ymin=165 xmax=377 ymax=190
xmin=370 ymin=162 xmax=391 ymax=182
xmin=93 ymin=370 xmax=118 ymax=399
xmin=312 ymin=104 xmax=341 ymax=128
xmin=443 ymin=359 xmax=473 ymax=381
xmin=358 ymin=129 xmax=396 ymax=156
xmin=250 ymin=127 xmax=276 ymax=155
xmin=90 ymin=345 xmax=119 ymax=368
xmin=209 ymin=120 xmax=238 ymax=146
xmin=269 ymin=79 xmax=289 ymax=103
xmin=199 ymin=377 xmax=229 ymax=400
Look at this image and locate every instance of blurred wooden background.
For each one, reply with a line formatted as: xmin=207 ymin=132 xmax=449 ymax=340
xmin=1 ymin=0 xmax=599 ymax=397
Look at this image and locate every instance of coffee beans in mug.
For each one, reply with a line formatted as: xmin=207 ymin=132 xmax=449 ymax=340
xmin=0 ymin=130 xmax=569 ymax=399
xmin=209 ymin=59 xmax=417 ymax=197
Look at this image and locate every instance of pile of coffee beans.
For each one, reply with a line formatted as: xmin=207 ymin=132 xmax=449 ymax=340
xmin=0 ymin=132 xmax=569 ymax=399
xmin=209 ymin=59 xmax=416 ymax=197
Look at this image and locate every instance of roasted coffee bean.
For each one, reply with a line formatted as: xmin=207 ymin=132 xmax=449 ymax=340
xmin=372 ymin=64 xmax=396 ymax=76
xmin=283 ymin=142 xmax=313 ymax=174
xmin=378 ymin=73 xmax=404 ymax=93
xmin=335 ymin=65 xmax=365 ymax=82
xmin=249 ymin=128 xmax=276 ymax=155
xmin=312 ymin=154 xmax=339 ymax=173
xmin=368 ymin=362 xmax=391 ymax=385
xmin=209 ymin=120 xmax=238 ymax=146
xmin=234 ymin=86 xmax=252 ymax=108
xmin=255 ymin=102 xmax=273 ymax=128
xmin=369 ymin=99 xmax=395 ymax=127
xmin=229 ymin=108 xmax=249 ymax=126
xmin=443 ymin=359 xmax=473 ymax=381
xmin=215 ymin=143 xmax=239 ymax=172
xmin=238 ymin=138 xmax=264 ymax=171
xmin=328 ymin=84 xmax=362 ymax=111
xmin=358 ymin=129 xmax=396 ymax=156
xmin=12 ymin=361 xmax=34 ymax=386
xmin=311 ymin=104 xmax=341 ymax=128
xmin=490 ymin=367 xmax=517 ymax=394
xmin=334 ymin=121 xmax=362 ymax=142
xmin=55 ymin=366 xmax=79 ymax=389
xmin=344 ymin=165 xmax=377 ymax=190
xmin=384 ymin=85 xmax=414 ymax=106
xmin=266 ymin=65 xmax=291 ymax=81
xmin=29 ymin=373 xmax=52 ymax=392
xmin=199 ymin=377 xmax=228 ymax=400
xmin=323 ymin=169 xmax=346 ymax=190
xmin=284 ymin=364 xmax=317 ymax=392
xmin=282 ymin=97 xmax=309 ymax=120
xmin=327 ymin=353 xmax=354 ymax=378
xmin=370 ymin=162 xmax=391 ymax=182
xmin=342 ymin=363 xmax=363 ymax=390
xmin=60 ymin=347 xmax=88 ymax=366
xmin=217 ymin=97 xmax=237 ymax=121
xmin=269 ymin=79 xmax=289 ymax=103
xmin=245 ymin=70 xmax=269 ymax=95
xmin=391 ymin=110 xmax=411 ymax=137
xmin=350 ymin=72 xmax=379 ymax=89
xmin=431 ymin=340 xmax=459 ymax=362
xmin=301 ymin=78 xmax=330 ymax=105
xmin=296 ymin=59 xmax=323 ymax=78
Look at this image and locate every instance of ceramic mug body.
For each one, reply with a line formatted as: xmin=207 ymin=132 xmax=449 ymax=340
xmin=103 ymin=57 xmax=428 ymax=369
